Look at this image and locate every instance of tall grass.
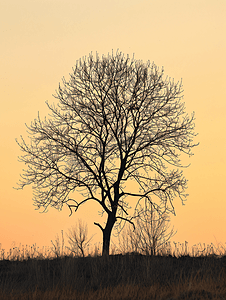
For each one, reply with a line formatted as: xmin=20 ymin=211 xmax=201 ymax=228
xmin=1 ymin=238 xmax=226 ymax=299
xmin=1 ymin=237 xmax=226 ymax=261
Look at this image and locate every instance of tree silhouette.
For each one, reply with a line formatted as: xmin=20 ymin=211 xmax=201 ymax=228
xmin=117 ymin=202 xmax=176 ymax=256
xmin=66 ymin=219 xmax=95 ymax=257
xmin=16 ymin=51 xmax=198 ymax=256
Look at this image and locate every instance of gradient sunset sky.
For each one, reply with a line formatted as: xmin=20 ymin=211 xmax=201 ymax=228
xmin=1 ymin=0 xmax=226 ymax=254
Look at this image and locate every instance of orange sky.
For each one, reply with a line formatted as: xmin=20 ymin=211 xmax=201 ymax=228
xmin=1 ymin=0 xmax=226 ymax=255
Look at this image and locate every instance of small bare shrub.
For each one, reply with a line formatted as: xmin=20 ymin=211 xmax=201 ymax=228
xmin=117 ymin=203 xmax=176 ymax=255
xmin=66 ymin=219 xmax=95 ymax=257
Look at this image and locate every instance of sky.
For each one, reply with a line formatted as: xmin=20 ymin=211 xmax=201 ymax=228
xmin=1 ymin=0 xmax=226 ymax=255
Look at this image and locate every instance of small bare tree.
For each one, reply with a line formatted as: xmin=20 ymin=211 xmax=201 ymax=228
xmin=117 ymin=203 xmax=176 ymax=255
xmin=66 ymin=219 xmax=95 ymax=257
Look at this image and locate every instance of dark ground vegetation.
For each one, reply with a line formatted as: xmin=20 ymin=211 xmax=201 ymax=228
xmin=1 ymin=253 xmax=226 ymax=299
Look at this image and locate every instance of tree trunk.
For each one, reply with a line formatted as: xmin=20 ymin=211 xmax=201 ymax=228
xmin=102 ymin=213 xmax=116 ymax=256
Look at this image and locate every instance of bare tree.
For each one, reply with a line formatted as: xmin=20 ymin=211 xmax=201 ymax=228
xmin=16 ymin=51 xmax=198 ymax=256
xmin=117 ymin=203 xmax=176 ymax=255
xmin=66 ymin=219 xmax=95 ymax=257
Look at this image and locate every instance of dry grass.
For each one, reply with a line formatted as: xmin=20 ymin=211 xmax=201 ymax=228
xmin=1 ymin=274 xmax=226 ymax=300
xmin=1 ymin=240 xmax=226 ymax=299
xmin=0 ymin=252 xmax=226 ymax=299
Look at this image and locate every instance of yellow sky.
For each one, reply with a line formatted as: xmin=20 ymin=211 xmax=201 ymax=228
xmin=1 ymin=0 xmax=226 ymax=254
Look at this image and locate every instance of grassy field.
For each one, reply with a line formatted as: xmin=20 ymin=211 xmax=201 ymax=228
xmin=1 ymin=241 xmax=226 ymax=300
